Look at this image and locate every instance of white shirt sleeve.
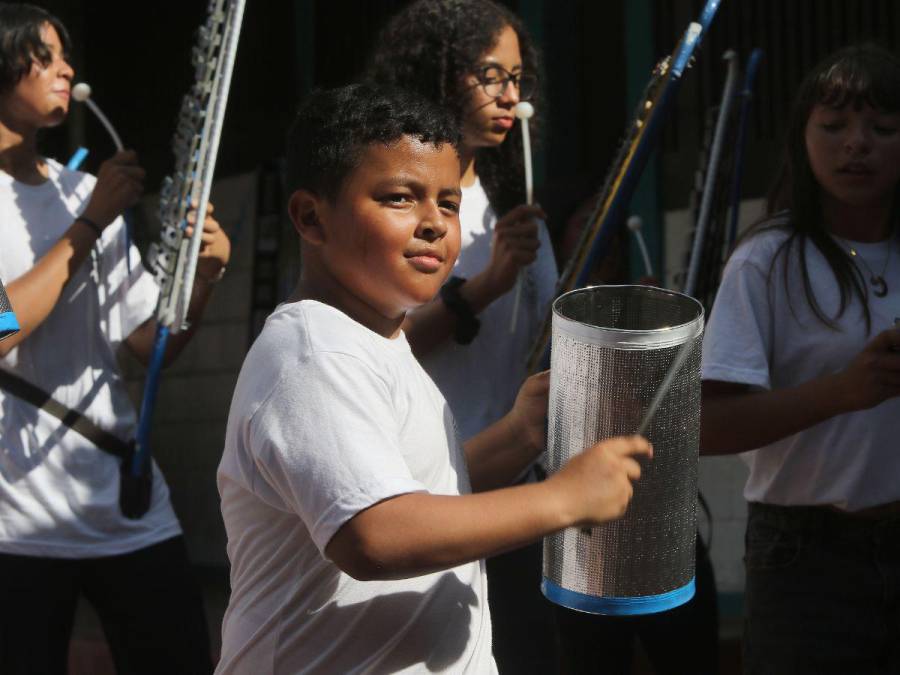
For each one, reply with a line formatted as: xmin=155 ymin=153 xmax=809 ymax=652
xmin=701 ymin=245 xmax=775 ymax=390
xmin=248 ymin=351 xmax=427 ymax=554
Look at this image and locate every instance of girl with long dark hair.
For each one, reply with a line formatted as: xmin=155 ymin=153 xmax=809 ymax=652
xmin=702 ymin=44 xmax=900 ymax=673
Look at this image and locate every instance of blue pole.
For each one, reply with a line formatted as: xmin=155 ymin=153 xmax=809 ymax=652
xmin=132 ymin=323 xmax=170 ymax=477
xmin=726 ymin=49 xmax=764 ymax=251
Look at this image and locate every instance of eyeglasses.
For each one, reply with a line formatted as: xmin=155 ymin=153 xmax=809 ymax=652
xmin=473 ymin=65 xmax=537 ymax=100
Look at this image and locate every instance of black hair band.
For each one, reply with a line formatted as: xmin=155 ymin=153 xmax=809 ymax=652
xmin=440 ymin=276 xmax=480 ymax=345
xmin=75 ymin=215 xmax=102 ymax=238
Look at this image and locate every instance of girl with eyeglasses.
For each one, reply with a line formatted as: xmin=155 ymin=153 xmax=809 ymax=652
xmin=366 ymin=1 xmax=558 ymax=671
xmin=702 ymin=44 xmax=900 ymax=673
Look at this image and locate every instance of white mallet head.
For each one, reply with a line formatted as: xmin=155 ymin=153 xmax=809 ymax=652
xmin=72 ymin=82 xmax=92 ymax=102
xmin=514 ymin=101 xmax=534 ymax=120
xmin=627 ymin=215 xmax=643 ymax=232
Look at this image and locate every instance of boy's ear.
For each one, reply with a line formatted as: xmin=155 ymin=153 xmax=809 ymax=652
xmin=288 ymin=189 xmax=327 ymax=246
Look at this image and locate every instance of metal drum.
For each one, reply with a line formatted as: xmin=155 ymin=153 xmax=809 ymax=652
xmin=542 ymin=285 xmax=704 ymax=615
xmin=0 ymin=277 xmax=19 ymax=342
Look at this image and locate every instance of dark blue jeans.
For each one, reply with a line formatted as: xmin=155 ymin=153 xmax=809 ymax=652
xmin=744 ymin=502 xmax=900 ymax=675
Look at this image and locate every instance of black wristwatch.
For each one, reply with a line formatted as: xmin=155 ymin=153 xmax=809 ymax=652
xmin=440 ymin=276 xmax=480 ymax=345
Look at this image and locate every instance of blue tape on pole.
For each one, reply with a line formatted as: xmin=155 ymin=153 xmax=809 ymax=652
xmin=672 ymin=0 xmax=721 ymax=76
xmin=671 ymin=23 xmax=703 ymax=77
xmin=698 ymin=0 xmax=721 ymax=32
xmin=541 ymin=576 xmax=696 ymax=616
xmin=66 ymin=147 xmax=89 ymax=171
xmin=0 ymin=311 xmax=19 ymax=336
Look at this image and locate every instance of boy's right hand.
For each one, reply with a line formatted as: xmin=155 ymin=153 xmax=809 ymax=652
xmin=82 ymin=150 xmax=146 ymax=229
xmin=550 ymin=435 xmax=653 ymax=527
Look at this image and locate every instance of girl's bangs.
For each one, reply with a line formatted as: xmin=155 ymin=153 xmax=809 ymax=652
xmin=815 ymin=49 xmax=900 ymax=112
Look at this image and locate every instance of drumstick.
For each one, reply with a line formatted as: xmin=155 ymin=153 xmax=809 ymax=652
xmin=510 ymin=101 xmax=535 ymax=333
xmin=627 ymin=215 xmax=655 ymax=278
xmin=72 ymin=82 xmax=124 ymax=151
xmin=72 ymin=82 xmax=133 ymax=272
xmin=637 ymin=340 xmax=692 ymax=436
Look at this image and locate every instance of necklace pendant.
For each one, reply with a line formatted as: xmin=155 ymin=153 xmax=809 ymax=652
xmin=871 ymin=275 xmax=888 ymax=298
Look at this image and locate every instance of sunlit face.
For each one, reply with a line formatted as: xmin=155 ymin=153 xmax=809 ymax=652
xmin=460 ymin=24 xmax=524 ymax=152
xmin=805 ymin=102 xmax=900 ymax=210
xmin=0 ymin=23 xmax=73 ymax=129
xmin=311 ymin=136 xmax=462 ymax=319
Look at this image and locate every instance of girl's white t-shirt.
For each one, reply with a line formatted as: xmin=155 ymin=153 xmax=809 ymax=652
xmin=0 ymin=159 xmax=181 ymax=557
xmin=421 ymin=178 xmax=558 ymax=441
xmin=702 ymin=225 xmax=900 ymax=511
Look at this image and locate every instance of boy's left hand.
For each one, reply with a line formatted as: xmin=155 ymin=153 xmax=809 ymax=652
xmin=508 ymin=370 xmax=550 ymax=456
xmin=186 ymin=202 xmax=231 ymax=284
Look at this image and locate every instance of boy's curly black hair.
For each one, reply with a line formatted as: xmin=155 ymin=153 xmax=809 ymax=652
xmin=365 ymin=0 xmax=542 ymax=216
xmin=285 ymin=83 xmax=461 ymax=200
xmin=0 ymin=3 xmax=70 ymax=94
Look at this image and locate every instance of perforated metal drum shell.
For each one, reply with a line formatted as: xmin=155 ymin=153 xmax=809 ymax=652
xmin=542 ymin=285 xmax=703 ymax=614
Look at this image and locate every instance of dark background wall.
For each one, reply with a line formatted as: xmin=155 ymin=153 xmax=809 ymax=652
xmin=35 ymin=0 xmax=900 ymax=256
xmin=34 ymin=0 xmax=627 ymax=235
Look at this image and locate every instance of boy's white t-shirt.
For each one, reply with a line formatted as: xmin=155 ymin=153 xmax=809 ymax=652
xmin=702 ymin=225 xmax=900 ymax=511
xmin=216 ymin=300 xmax=495 ymax=675
xmin=421 ymin=178 xmax=558 ymax=440
xmin=0 ymin=159 xmax=181 ymax=558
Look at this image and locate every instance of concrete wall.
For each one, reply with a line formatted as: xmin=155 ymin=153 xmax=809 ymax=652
xmin=663 ymin=197 xmax=765 ymax=596
xmin=699 ymin=457 xmax=749 ymax=595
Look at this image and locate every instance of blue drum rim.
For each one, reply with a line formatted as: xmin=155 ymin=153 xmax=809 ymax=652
xmin=541 ymin=576 xmax=696 ymax=616
xmin=0 ymin=311 xmax=19 ymax=335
